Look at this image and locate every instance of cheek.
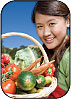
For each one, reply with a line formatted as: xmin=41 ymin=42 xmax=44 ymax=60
xmin=53 ymin=25 xmax=67 ymax=38
xmin=36 ymin=30 xmax=43 ymax=39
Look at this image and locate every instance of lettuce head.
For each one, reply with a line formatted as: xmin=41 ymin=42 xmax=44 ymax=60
xmin=14 ymin=47 xmax=41 ymax=70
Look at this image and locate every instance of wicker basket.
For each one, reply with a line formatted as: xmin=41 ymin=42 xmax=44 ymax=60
xmin=2 ymin=32 xmax=57 ymax=98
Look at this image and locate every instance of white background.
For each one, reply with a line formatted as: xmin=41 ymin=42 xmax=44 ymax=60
xmin=0 ymin=0 xmax=71 ymax=99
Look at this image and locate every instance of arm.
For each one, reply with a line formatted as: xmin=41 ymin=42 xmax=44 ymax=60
xmin=58 ymin=47 xmax=70 ymax=91
xmin=48 ymin=47 xmax=70 ymax=98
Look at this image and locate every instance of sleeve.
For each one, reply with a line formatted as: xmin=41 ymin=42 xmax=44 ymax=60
xmin=48 ymin=47 xmax=70 ymax=98
xmin=60 ymin=47 xmax=70 ymax=90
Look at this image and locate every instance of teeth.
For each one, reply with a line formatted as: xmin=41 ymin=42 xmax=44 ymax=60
xmin=47 ymin=38 xmax=54 ymax=40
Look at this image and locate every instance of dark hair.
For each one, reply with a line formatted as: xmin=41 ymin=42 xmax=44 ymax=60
xmin=32 ymin=0 xmax=70 ymax=23
xmin=32 ymin=0 xmax=70 ymax=78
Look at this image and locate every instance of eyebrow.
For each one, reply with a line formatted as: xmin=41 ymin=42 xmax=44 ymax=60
xmin=35 ymin=19 xmax=56 ymax=25
xmin=35 ymin=23 xmax=42 ymax=25
xmin=47 ymin=19 xmax=56 ymax=22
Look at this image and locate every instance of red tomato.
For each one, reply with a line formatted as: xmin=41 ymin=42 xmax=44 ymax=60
xmin=1 ymin=67 xmax=5 ymax=74
xmin=5 ymin=64 xmax=21 ymax=81
xmin=1 ymin=59 xmax=5 ymax=68
xmin=2 ymin=79 xmax=16 ymax=94
xmin=4 ymin=56 xmax=10 ymax=64
xmin=1 ymin=54 xmax=5 ymax=59
xmin=1 ymin=68 xmax=9 ymax=79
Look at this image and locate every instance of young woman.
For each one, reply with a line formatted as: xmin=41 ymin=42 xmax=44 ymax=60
xmin=32 ymin=0 xmax=70 ymax=98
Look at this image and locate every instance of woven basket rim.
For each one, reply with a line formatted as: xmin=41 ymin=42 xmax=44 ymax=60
xmin=6 ymin=77 xmax=57 ymax=98
xmin=2 ymin=32 xmax=49 ymax=63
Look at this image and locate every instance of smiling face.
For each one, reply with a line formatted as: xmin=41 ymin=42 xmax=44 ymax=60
xmin=35 ymin=13 xmax=68 ymax=51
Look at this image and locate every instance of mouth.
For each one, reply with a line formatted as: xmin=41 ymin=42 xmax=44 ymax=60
xmin=45 ymin=37 xmax=55 ymax=44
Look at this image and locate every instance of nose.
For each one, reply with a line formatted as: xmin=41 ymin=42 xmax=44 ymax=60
xmin=43 ymin=26 xmax=51 ymax=36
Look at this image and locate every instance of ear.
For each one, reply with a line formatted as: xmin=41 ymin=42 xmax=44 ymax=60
xmin=66 ymin=14 xmax=70 ymax=28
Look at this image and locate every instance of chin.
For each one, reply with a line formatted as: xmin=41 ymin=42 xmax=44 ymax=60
xmin=45 ymin=44 xmax=54 ymax=49
xmin=47 ymin=47 xmax=54 ymax=50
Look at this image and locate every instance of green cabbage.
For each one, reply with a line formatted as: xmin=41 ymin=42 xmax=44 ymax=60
xmin=14 ymin=47 xmax=41 ymax=70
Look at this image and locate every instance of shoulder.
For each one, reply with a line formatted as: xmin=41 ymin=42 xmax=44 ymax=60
xmin=61 ymin=47 xmax=70 ymax=63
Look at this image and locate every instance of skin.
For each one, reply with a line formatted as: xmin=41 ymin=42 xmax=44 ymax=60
xmin=35 ymin=13 xmax=69 ymax=51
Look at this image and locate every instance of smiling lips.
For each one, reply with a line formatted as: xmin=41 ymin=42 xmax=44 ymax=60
xmin=45 ymin=37 xmax=55 ymax=44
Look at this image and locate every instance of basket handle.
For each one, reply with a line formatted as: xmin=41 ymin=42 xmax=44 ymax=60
xmin=2 ymin=32 xmax=49 ymax=63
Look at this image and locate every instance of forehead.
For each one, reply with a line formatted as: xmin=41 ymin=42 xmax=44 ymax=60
xmin=35 ymin=13 xmax=65 ymax=23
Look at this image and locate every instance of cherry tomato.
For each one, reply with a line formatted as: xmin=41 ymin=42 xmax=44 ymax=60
xmin=1 ymin=68 xmax=9 ymax=79
xmin=1 ymin=54 xmax=5 ymax=59
xmin=2 ymin=79 xmax=16 ymax=94
xmin=4 ymin=56 xmax=10 ymax=64
xmin=1 ymin=67 xmax=5 ymax=74
xmin=1 ymin=59 xmax=5 ymax=68
xmin=5 ymin=64 xmax=21 ymax=81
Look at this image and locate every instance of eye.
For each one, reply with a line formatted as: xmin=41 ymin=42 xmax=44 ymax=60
xmin=49 ymin=23 xmax=56 ymax=26
xmin=36 ymin=25 xmax=43 ymax=29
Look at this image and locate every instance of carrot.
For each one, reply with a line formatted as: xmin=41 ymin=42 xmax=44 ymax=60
xmin=23 ymin=56 xmax=42 ymax=71
xmin=35 ymin=69 xmax=46 ymax=76
xmin=31 ymin=60 xmax=55 ymax=76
